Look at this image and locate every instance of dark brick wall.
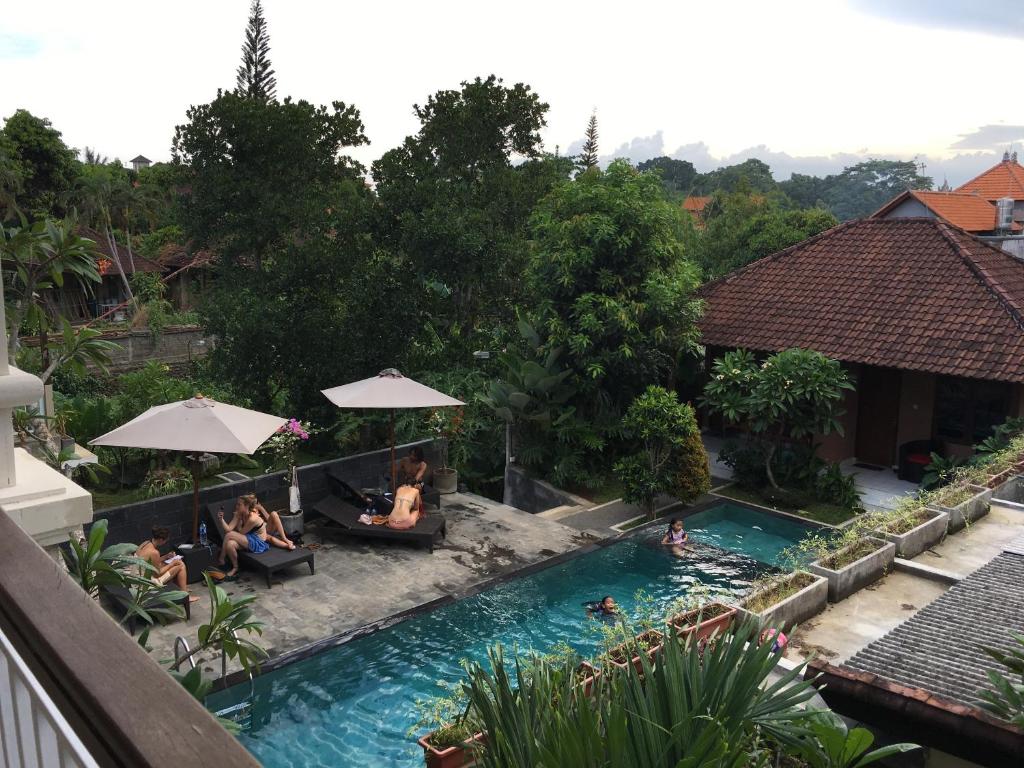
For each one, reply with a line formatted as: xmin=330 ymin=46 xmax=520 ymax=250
xmin=504 ymin=464 xmax=578 ymax=514
xmin=89 ymin=439 xmax=443 ymax=546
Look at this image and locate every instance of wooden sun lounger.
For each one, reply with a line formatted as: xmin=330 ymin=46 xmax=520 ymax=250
xmin=203 ymin=499 xmax=315 ymax=588
xmin=311 ymin=493 xmax=447 ymax=553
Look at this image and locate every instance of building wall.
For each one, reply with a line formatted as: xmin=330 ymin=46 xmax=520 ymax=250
xmin=895 ymin=371 xmax=935 ymax=449
xmin=818 ymin=363 xmax=860 ymax=462
xmin=881 ymin=198 xmax=932 ymax=219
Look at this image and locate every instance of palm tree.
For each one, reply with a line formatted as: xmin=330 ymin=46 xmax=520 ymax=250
xmin=69 ymin=168 xmax=138 ymax=304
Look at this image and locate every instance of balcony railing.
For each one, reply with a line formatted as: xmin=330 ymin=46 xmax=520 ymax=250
xmin=0 ymin=510 xmax=259 ymax=768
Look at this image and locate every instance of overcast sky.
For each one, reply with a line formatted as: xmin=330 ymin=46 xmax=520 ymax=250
xmin=3 ymin=0 xmax=1023 ymax=185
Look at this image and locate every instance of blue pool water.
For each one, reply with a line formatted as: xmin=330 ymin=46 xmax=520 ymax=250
xmin=208 ymin=502 xmax=816 ymax=767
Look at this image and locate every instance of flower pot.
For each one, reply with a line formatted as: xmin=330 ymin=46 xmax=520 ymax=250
xmin=872 ymin=508 xmax=948 ymax=558
xmin=737 ymin=571 xmax=828 ymax=631
xmin=434 ymin=468 xmax=458 ymax=495
xmin=418 ymin=731 xmax=484 ymax=768
xmin=279 ymin=509 xmax=304 ymax=537
xmin=667 ymin=601 xmax=737 ymax=642
xmin=808 ymin=537 xmax=895 ymax=603
xmin=60 ymin=435 xmax=76 ymax=453
xmin=607 ymin=629 xmax=664 ymax=675
xmin=574 ymin=661 xmax=602 ymax=697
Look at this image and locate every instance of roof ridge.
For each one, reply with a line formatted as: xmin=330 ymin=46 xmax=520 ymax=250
xmin=697 ymin=218 xmax=860 ymax=293
xmin=933 ymin=220 xmax=1024 ymax=332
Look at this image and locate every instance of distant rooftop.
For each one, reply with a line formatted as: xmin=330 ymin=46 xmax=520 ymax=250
xmin=955 ymin=153 xmax=1024 ymax=202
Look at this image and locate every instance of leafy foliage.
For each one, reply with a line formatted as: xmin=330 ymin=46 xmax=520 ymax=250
xmin=977 ymin=632 xmax=1024 ymax=727
xmin=796 ymin=710 xmax=917 ymax=767
xmin=0 ymin=110 xmax=79 ymax=219
xmin=780 ymin=159 xmax=932 ymax=221
xmin=702 ymin=348 xmax=853 ymax=490
xmin=141 ymin=466 xmax=193 ymax=498
xmin=578 ymin=111 xmax=599 ymax=172
xmin=636 ymin=156 xmax=699 ymax=199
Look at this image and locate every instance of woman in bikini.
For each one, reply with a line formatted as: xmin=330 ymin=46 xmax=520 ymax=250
xmin=217 ymin=497 xmax=293 ymax=577
xmin=242 ymin=494 xmax=296 ymax=550
xmin=386 ymin=483 xmax=423 ymax=530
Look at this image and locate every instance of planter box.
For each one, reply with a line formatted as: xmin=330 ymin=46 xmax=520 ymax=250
xmin=575 ymin=661 xmax=601 ymax=697
xmin=985 ymin=467 xmax=1016 ymax=489
xmin=808 ymin=537 xmax=895 ymax=603
xmin=667 ymin=602 xmax=737 ymax=642
xmin=737 ymin=571 xmax=828 ymax=631
xmin=607 ymin=629 xmax=665 ymax=675
xmin=872 ymin=509 xmax=948 ymax=559
xmin=992 ymin=474 xmax=1024 ymax=504
xmin=928 ymin=484 xmax=990 ymax=533
xmin=418 ymin=732 xmax=484 ymax=768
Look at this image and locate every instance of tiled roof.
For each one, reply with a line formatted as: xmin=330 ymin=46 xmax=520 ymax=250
xmin=873 ymin=190 xmax=1007 ymax=233
xmin=698 ymin=218 xmax=1024 ymax=383
xmin=845 ymin=549 xmax=1024 ymax=707
xmin=683 ymin=196 xmax=712 ymax=213
xmin=955 ymin=158 xmax=1024 ymax=202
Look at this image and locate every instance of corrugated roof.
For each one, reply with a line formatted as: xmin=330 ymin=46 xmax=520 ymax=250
xmin=845 ymin=550 xmax=1024 ymax=707
xmin=698 ymin=218 xmax=1024 ymax=383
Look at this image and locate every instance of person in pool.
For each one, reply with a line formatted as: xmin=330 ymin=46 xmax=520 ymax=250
xmin=586 ymin=596 xmax=619 ymax=618
xmin=661 ymin=518 xmax=689 ymax=557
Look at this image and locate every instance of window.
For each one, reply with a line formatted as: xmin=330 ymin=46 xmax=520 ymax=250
xmin=935 ymin=376 xmax=1012 ymax=444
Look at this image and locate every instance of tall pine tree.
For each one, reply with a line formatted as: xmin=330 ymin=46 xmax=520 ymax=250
xmin=236 ymin=0 xmax=277 ymax=100
xmin=578 ymin=110 xmax=599 ymax=171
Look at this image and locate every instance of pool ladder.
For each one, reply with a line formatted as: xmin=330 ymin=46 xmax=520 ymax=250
xmin=176 ymin=632 xmax=256 ymax=729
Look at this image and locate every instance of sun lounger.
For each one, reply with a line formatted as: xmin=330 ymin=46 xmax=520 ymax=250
xmin=203 ymin=499 xmax=315 ymax=588
xmin=311 ymin=492 xmax=447 ymax=553
xmin=326 ymin=466 xmax=442 ymax=510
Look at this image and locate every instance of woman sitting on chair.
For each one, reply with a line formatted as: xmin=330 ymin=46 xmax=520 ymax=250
xmin=386 ymin=483 xmax=423 ymax=530
xmin=241 ymin=494 xmax=296 ymax=550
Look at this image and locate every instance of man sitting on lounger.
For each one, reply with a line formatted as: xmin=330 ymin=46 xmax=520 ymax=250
xmin=386 ymin=483 xmax=423 ymax=529
xmin=136 ymin=526 xmax=200 ymax=603
xmin=395 ymin=446 xmax=428 ymax=490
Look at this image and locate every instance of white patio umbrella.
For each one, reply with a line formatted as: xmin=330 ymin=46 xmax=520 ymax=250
xmin=91 ymin=396 xmax=287 ymax=542
xmin=321 ymin=368 xmax=464 ymax=493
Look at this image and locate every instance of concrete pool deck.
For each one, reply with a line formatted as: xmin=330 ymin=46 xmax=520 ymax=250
xmin=148 ymin=492 xmax=596 ymax=677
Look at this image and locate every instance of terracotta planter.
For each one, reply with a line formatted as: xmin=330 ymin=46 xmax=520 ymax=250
xmin=574 ymin=661 xmax=602 ymax=697
xmin=418 ymin=731 xmax=484 ymax=768
xmin=667 ymin=602 xmax=737 ymax=642
xmin=607 ymin=629 xmax=665 ymax=675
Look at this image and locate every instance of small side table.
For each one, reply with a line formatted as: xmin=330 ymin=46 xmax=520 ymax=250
xmin=175 ymin=543 xmax=217 ymax=584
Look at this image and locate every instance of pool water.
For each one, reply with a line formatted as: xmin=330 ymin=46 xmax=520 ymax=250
xmin=207 ymin=502 xmax=816 ymax=767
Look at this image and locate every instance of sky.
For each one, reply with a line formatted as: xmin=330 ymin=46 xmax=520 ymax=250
xmin=3 ymin=0 xmax=1023 ymax=186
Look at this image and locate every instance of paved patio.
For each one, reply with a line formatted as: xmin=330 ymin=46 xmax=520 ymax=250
xmin=147 ymin=492 xmax=596 ymax=676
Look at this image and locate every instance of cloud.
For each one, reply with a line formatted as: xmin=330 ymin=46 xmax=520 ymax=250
xmin=849 ymin=0 xmax=1024 ymax=39
xmin=0 ymin=34 xmax=41 ymax=59
xmin=950 ymin=124 xmax=1024 ymax=150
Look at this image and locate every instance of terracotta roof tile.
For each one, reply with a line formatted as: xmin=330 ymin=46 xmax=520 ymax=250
xmin=682 ymin=196 xmax=712 ymax=213
xmin=891 ymin=190 xmax=1004 ymax=232
xmin=698 ymin=218 xmax=1024 ymax=383
xmin=954 ymin=158 xmax=1024 ymax=201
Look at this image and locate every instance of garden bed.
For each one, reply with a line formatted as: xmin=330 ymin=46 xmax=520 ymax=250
xmin=808 ymin=537 xmax=895 ymax=602
xmin=605 ymin=629 xmax=665 ymax=675
xmin=927 ymin=484 xmax=990 ymax=533
xmin=713 ymin=484 xmax=857 ymax=526
xmin=667 ymin=601 xmax=737 ymax=642
xmin=871 ymin=508 xmax=948 ymax=559
xmin=737 ymin=571 xmax=828 ymax=630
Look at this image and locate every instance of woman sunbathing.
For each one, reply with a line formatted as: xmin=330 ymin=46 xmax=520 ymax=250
xmin=242 ymin=494 xmax=296 ymax=550
xmin=217 ymin=498 xmax=293 ymax=577
xmin=386 ymin=483 xmax=423 ymax=530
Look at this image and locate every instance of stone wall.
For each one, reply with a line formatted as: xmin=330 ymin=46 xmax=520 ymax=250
xmin=504 ymin=464 xmax=587 ymax=514
xmin=23 ymin=326 xmax=211 ymax=374
xmin=89 ymin=438 xmax=443 ymax=546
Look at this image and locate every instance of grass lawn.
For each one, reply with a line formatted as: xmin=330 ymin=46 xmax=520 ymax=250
xmin=713 ymin=483 xmax=858 ymax=526
xmin=567 ymin=478 xmax=626 ymax=505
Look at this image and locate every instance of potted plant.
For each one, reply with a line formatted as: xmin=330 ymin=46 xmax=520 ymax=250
xmin=429 ymin=408 xmax=464 ymax=495
xmin=51 ymin=408 xmax=76 ymax=453
xmin=605 ymin=629 xmax=665 ymax=675
xmin=807 ymin=535 xmax=895 ymax=603
xmin=867 ymin=502 xmax=948 ymax=559
xmin=927 ymin=481 xmax=990 ymax=533
xmin=412 ymin=686 xmax=483 ymax=768
xmin=667 ymin=601 xmax=737 ymax=641
xmin=737 ymin=570 xmax=828 ymax=629
xmin=573 ymin=661 xmax=602 ymax=697
xmin=263 ymin=418 xmax=318 ymax=535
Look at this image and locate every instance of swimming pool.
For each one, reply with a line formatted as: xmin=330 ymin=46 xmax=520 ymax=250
xmin=208 ymin=502 xmax=817 ymax=767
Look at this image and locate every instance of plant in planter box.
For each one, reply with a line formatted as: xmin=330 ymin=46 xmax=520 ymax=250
xmin=665 ymin=583 xmax=737 ymax=640
xmin=410 ymin=679 xmax=482 ymax=768
xmin=428 ymin=407 xmax=465 ymax=494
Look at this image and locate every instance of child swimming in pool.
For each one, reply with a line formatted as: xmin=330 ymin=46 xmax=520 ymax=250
xmin=585 ymin=595 xmax=619 ymax=619
xmin=661 ymin=518 xmax=689 ymax=557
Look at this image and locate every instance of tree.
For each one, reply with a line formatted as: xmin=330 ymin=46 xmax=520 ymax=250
xmin=637 ymin=156 xmax=698 ymax=199
xmin=235 ymin=0 xmax=277 ymax=101
xmin=693 ymin=158 xmax=777 ymax=195
xmin=373 ymin=75 xmax=567 ymax=356
xmin=779 ymin=159 xmax=933 ymax=221
xmin=1 ymin=218 xmax=103 ymax=363
xmin=0 ymin=110 xmax=79 ymax=219
xmin=614 ymin=386 xmax=698 ymax=519
xmin=173 ymin=91 xmax=367 ymax=271
xmin=527 ymin=159 xmax=702 ymax=423
xmin=701 ymin=348 xmax=853 ymax=489
xmin=578 ymin=110 xmax=599 ymax=172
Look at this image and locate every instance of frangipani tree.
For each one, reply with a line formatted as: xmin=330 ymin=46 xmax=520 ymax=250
xmin=702 ymin=348 xmax=853 ymax=489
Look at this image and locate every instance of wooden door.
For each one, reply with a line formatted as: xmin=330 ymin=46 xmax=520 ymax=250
xmin=855 ymin=367 xmax=902 ymax=467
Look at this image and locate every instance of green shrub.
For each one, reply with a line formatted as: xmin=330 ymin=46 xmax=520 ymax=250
xmin=814 ymin=462 xmax=861 ymax=509
xmin=141 ymin=466 xmax=192 ymax=498
xmin=673 ymin=427 xmax=710 ymax=502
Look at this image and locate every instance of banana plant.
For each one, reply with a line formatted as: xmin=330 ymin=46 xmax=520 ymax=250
xmin=795 ymin=710 xmax=917 ymax=768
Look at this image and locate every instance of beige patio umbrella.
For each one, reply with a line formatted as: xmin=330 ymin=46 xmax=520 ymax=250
xmin=91 ymin=395 xmax=287 ymax=542
xmin=321 ymin=368 xmax=464 ymax=493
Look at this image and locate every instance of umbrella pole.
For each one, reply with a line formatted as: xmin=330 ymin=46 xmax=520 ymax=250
xmin=190 ymin=458 xmax=200 ymax=543
xmin=389 ymin=408 xmax=396 ymax=494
